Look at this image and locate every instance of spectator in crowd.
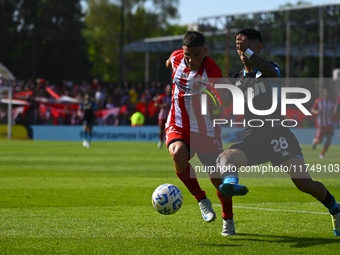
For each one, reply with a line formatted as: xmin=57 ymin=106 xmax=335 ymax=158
xmin=95 ymin=86 xmax=106 ymax=109
xmin=4 ymin=77 xmax=333 ymax=129
xmin=136 ymin=82 xmax=144 ymax=99
xmin=121 ymin=88 xmax=130 ymax=106
xmin=111 ymin=89 xmax=121 ymax=107
xmin=141 ymin=89 xmax=152 ymax=104
xmin=129 ymin=85 xmax=139 ymax=106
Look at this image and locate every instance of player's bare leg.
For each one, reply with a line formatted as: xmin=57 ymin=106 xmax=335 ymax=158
xmin=284 ymin=157 xmax=340 ymax=236
xmin=158 ymin=128 xmax=164 ymax=149
xmin=84 ymin=125 xmax=92 ymax=148
xmin=82 ymin=124 xmax=88 ymax=147
xmin=320 ymin=134 xmax=332 ymax=158
xmin=168 ymin=141 xmax=216 ymax=222
xmin=217 ymin=149 xmax=249 ymax=197
xmin=168 ymin=141 xmax=190 ymax=173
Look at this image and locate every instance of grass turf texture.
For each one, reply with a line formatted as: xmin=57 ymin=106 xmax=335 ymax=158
xmin=0 ymin=140 xmax=340 ymax=254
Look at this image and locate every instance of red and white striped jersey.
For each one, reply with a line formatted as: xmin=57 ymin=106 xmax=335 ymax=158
xmin=165 ymin=49 xmax=223 ymax=136
xmin=312 ymin=97 xmax=335 ymax=128
xmin=157 ymin=93 xmax=171 ymax=121
xmin=337 ymin=93 xmax=340 ymax=124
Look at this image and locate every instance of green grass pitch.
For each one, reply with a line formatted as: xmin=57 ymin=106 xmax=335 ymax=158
xmin=0 ymin=139 xmax=340 ymax=254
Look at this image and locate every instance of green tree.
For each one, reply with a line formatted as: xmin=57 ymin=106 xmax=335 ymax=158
xmin=0 ymin=0 xmax=27 ymax=80
xmin=0 ymin=0 xmax=91 ymax=81
xmin=279 ymin=0 xmax=312 ymax=8
xmin=83 ymin=0 xmax=180 ymax=82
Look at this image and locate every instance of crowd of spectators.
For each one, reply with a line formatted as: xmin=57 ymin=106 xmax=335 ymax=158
xmin=1 ymin=77 xmax=338 ymax=128
xmin=0 ymin=77 xmax=170 ymax=126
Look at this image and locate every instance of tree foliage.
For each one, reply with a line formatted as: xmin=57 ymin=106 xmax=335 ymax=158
xmin=83 ymin=0 xmax=182 ymax=82
xmin=279 ymin=0 xmax=312 ymax=8
xmin=0 ymin=0 xmax=91 ymax=81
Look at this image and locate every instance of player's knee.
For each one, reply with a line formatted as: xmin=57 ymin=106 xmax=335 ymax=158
xmin=169 ymin=143 xmax=189 ymax=164
xmin=293 ymin=178 xmax=314 ymax=194
xmin=216 ymin=149 xmax=236 ymax=166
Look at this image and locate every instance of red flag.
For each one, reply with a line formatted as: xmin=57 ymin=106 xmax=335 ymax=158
xmin=45 ymin=87 xmax=60 ymax=100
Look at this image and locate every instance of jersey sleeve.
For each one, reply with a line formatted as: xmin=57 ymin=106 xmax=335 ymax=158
xmin=205 ymin=57 xmax=223 ymax=79
xmin=170 ymin=49 xmax=182 ymax=59
xmin=312 ymin=98 xmax=320 ymax=110
xmin=156 ymin=94 xmax=165 ymax=104
xmin=270 ymin=62 xmax=281 ymax=79
xmin=170 ymin=49 xmax=182 ymax=64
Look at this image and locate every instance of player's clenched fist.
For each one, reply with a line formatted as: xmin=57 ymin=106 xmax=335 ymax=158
xmin=235 ymin=34 xmax=250 ymax=52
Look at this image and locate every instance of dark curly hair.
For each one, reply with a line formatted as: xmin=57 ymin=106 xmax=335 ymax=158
xmin=235 ymin=27 xmax=262 ymax=43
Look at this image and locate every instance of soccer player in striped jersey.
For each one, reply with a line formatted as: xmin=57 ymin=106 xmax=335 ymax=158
xmin=154 ymin=84 xmax=172 ymax=149
xmin=311 ymin=87 xmax=336 ymax=158
xmin=334 ymin=93 xmax=340 ymax=139
xmin=165 ymin=31 xmax=234 ymax=236
xmin=217 ymin=27 xmax=340 ymax=236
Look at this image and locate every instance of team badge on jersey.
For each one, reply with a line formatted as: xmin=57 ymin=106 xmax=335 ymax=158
xmin=181 ymin=72 xmax=189 ymax=79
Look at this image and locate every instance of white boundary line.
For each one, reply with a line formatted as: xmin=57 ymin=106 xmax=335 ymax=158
xmin=213 ymin=204 xmax=329 ymax=215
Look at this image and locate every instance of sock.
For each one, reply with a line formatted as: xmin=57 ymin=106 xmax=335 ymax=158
xmin=217 ymin=190 xmax=233 ymax=219
xmin=176 ymin=164 xmax=206 ymax=201
xmin=217 ymin=158 xmax=238 ymax=183
xmin=198 ymin=195 xmax=207 ymax=202
xmin=88 ymin=132 xmax=92 ymax=142
xmin=159 ymin=133 xmax=163 ymax=142
xmin=222 ymin=174 xmax=239 ymax=184
xmin=321 ymin=190 xmax=339 ymax=214
xmin=320 ymin=141 xmax=331 ymax=156
xmin=84 ymin=131 xmax=88 ymax=140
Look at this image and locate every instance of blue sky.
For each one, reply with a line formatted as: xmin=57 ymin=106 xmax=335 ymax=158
xmin=172 ymin=0 xmax=340 ymax=25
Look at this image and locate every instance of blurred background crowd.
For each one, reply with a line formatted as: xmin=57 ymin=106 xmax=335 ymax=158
xmin=0 ymin=77 xmax=170 ymax=126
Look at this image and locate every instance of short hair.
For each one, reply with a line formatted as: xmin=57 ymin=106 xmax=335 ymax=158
xmin=235 ymin=27 xmax=262 ymax=43
xmin=182 ymin=31 xmax=205 ymax=47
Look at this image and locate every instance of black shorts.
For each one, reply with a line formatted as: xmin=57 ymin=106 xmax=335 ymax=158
xmin=229 ymin=128 xmax=303 ymax=166
xmin=83 ymin=119 xmax=94 ymax=127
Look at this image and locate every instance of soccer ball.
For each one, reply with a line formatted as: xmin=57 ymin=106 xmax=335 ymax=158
xmin=152 ymin=184 xmax=183 ymax=215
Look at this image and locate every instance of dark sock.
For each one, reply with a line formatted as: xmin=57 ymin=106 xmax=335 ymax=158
xmin=321 ymin=190 xmax=339 ymax=214
xmin=198 ymin=195 xmax=207 ymax=202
